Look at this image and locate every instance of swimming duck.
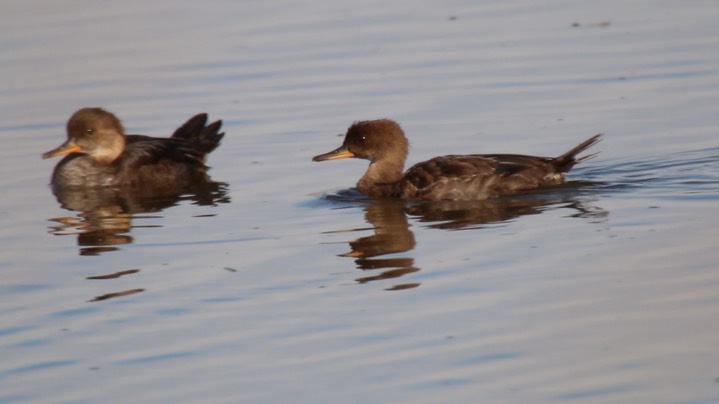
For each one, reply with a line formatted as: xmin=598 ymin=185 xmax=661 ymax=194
xmin=42 ymin=108 xmax=224 ymax=189
xmin=313 ymin=119 xmax=601 ymax=201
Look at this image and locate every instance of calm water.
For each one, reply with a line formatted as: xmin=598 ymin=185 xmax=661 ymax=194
xmin=2 ymin=0 xmax=719 ymax=402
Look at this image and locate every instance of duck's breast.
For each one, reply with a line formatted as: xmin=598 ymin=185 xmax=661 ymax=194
xmin=51 ymin=154 xmax=117 ymax=188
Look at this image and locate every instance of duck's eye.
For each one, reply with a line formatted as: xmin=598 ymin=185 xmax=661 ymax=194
xmin=361 ymin=135 xmax=366 ymax=141
xmin=85 ymin=128 xmax=94 ymax=135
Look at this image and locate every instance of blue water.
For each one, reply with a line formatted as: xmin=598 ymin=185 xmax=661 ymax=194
xmin=2 ymin=1 xmax=719 ymax=402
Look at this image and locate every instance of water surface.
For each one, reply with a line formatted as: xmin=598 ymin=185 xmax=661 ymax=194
xmin=2 ymin=0 xmax=719 ymax=402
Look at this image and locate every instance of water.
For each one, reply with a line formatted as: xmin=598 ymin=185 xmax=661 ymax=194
xmin=2 ymin=0 xmax=719 ymax=402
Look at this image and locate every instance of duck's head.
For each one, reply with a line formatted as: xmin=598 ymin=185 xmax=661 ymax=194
xmin=313 ymin=119 xmax=409 ymax=164
xmin=42 ymin=107 xmax=126 ymax=164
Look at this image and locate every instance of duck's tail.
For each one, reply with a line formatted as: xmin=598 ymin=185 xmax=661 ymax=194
xmin=172 ymin=113 xmax=225 ymax=156
xmin=553 ymin=134 xmax=603 ymax=172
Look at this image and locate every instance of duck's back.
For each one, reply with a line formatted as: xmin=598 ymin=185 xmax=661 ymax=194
xmin=114 ymin=113 xmax=225 ymax=187
xmin=391 ymin=133 xmax=602 ymax=201
xmin=393 ymin=154 xmax=563 ymax=200
xmin=113 ymin=136 xmax=210 ymax=188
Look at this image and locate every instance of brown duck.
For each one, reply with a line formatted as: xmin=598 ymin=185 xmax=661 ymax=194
xmin=42 ymin=108 xmax=224 ymax=189
xmin=313 ymin=119 xmax=601 ymax=201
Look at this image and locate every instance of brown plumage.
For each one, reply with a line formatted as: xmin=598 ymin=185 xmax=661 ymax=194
xmin=42 ymin=108 xmax=224 ymax=189
xmin=313 ymin=119 xmax=602 ymax=201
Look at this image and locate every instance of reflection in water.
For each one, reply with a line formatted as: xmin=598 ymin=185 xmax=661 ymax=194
xmin=342 ymin=199 xmax=420 ymax=290
xmin=88 ymin=288 xmax=145 ymax=302
xmin=86 ymin=269 xmax=140 ymax=280
xmin=86 ymin=266 xmax=144 ymax=303
xmin=407 ymin=182 xmax=608 ymax=230
xmin=47 ymin=180 xmax=230 ymax=256
xmin=329 ymin=182 xmax=606 ymax=290
xmin=47 ymin=180 xmax=229 ymax=302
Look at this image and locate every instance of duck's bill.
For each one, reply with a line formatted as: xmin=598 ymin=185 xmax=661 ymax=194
xmin=42 ymin=141 xmax=82 ymax=159
xmin=312 ymin=145 xmax=355 ymax=162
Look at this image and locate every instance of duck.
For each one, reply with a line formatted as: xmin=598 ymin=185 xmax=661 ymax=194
xmin=312 ymin=119 xmax=601 ymax=201
xmin=42 ymin=108 xmax=224 ymax=189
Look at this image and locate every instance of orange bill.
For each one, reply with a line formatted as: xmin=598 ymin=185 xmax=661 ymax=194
xmin=312 ymin=145 xmax=355 ymax=162
xmin=42 ymin=142 xmax=82 ymax=159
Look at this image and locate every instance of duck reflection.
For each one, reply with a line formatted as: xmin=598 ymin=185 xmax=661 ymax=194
xmin=47 ymin=180 xmax=230 ymax=256
xmin=340 ymin=199 xmax=420 ymax=290
xmin=85 ymin=269 xmax=144 ymax=302
xmin=407 ymin=185 xmax=607 ymax=230
xmin=332 ymin=183 xmax=606 ymax=289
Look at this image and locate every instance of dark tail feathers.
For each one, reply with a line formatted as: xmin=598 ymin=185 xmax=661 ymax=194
xmin=553 ymin=134 xmax=603 ymax=172
xmin=172 ymin=113 xmax=225 ymax=156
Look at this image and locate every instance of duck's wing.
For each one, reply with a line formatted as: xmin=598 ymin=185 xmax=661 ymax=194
xmin=116 ymin=115 xmax=227 ymax=187
xmin=395 ymin=135 xmax=602 ymax=201
xmin=115 ymin=136 xmax=208 ymax=185
xmin=402 ymin=155 xmax=496 ymax=187
xmin=397 ymin=155 xmax=498 ymax=200
xmin=483 ymin=154 xmax=556 ymax=175
xmin=398 ymin=154 xmax=559 ymax=200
